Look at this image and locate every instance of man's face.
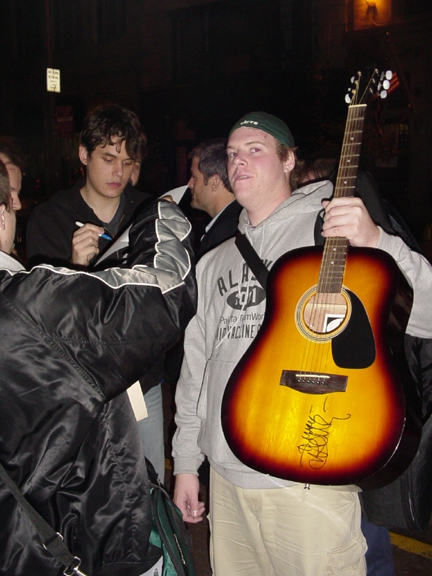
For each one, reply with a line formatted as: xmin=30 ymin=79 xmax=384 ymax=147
xmin=0 ymin=199 xmax=17 ymax=254
xmin=0 ymin=153 xmax=22 ymax=211
xmin=226 ymin=127 xmax=293 ymax=224
xmin=79 ymin=139 xmax=135 ymax=200
xmin=188 ymin=156 xmax=211 ymax=213
xmin=129 ymin=161 xmax=141 ymax=187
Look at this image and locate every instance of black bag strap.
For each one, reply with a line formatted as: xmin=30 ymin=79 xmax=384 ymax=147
xmin=0 ymin=462 xmax=88 ymax=576
xmin=235 ymin=232 xmax=269 ymax=290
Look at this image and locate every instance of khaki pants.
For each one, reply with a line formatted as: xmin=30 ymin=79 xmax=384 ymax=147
xmin=209 ymin=469 xmax=367 ymax=576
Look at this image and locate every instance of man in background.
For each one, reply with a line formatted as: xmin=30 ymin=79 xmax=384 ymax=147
xmin=0 ymin=137 xmax=23 ymax=212
xmin=187 ymin=138 xmax=242 ymax=261
xmin=26 ymin=103 xmax=151 ymax=268
xmin=164 ymin=137 xmax=243 ymax=404
xmin=25 ymin=104 xmax=167 ymax=481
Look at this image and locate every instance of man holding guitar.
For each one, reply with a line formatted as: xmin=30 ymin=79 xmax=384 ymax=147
xmin=172 ymin=110 xmax=432 ymax=575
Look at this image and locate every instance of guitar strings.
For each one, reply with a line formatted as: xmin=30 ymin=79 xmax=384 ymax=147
xmin=299 ymin=105 xmax=366 ymax=386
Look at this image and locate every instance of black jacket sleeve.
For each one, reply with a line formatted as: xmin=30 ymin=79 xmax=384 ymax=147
xmin=9 ymin=200 xmax=197 ymax=401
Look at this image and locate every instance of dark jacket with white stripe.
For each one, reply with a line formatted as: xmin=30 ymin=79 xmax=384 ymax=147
xmin=0 ymin=200 xmax=196 ymax=576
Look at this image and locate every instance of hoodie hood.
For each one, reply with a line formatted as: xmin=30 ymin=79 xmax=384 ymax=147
xmin=237 ymin=179 xmax=334 ymax=258
xmin=238 ymin=179 xmax=333 ymax=234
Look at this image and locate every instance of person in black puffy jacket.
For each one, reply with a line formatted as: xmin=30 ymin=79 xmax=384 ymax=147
xmin=0 ymin=164 xmax=197 ymax=576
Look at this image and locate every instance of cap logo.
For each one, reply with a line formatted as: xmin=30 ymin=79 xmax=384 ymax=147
xmin=240 ymin=120 xmax=259 ymax=126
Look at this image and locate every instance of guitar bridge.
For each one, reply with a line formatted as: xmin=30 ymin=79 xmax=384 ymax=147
xmin=280 ymin=370 xmax=348 ymax=394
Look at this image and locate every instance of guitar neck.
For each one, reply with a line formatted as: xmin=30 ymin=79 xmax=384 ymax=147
xmin=317 ymin=103 xmax=367 ymax=295
xmin=334 ymin=103 xmax=367 ymax=199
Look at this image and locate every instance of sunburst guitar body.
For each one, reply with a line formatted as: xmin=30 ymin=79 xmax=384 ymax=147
xmin=221 ymin=70 xmax=421 ymax=488
xmin=222 ymin=245 xmax=420 ymax=488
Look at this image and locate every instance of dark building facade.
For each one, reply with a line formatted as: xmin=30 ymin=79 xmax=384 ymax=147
xmin=1 ymin=0 xmax=431 ymax=242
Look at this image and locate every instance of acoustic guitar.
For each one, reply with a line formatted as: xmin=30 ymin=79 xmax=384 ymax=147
xmin=221 ymin=71 xmax=421 ymax=489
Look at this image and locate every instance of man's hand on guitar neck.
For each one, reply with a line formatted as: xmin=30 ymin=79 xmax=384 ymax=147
xmin=173 ymin=473 xmax=206 ymax=524
xmin=321 ymin=197 xmax=380 ymax=248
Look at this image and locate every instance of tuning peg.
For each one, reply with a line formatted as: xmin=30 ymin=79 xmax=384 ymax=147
xmin=383 ymin=79 xmax=390 ymax=90
xmin=345 ymin=94 xmax=352 ymax=104
xmin=380 ymin=90 xmax=388 ymax=99
xmin=350 ymin=76 xmax=355 ymax=84
xmin=385 ymin=70 xmax=393 ymax=80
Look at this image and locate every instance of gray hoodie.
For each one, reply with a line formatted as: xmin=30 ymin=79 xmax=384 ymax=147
xmin=173 ymin=180 xmax=432 ymax=489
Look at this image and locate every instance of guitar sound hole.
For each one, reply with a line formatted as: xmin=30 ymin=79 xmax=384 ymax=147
xmin=297 ymin=289 xmax=351 ymax=341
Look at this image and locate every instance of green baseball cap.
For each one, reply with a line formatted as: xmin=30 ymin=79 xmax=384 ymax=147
xmin=229 ymin=111 xmax=295 ymax=148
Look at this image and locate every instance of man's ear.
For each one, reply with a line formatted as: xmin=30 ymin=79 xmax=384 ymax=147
xmin=283 ymin=150 xmax=296 ymax=175
xmin=78 ymin=145 xmax=90 ymax=166
xmin=210 ymin=174 xmax=220 ymax=191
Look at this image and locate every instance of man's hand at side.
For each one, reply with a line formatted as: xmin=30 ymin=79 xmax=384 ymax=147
xmin=173 ymin=473 xmax=205 ymax=524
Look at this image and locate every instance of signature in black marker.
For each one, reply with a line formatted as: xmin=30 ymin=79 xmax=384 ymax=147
xmin=298 ymin=411 xmax=351 ymax=469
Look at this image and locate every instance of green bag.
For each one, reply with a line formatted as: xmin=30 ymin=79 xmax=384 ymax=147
xmin=145 ymin=460 xmax=197 ymax=576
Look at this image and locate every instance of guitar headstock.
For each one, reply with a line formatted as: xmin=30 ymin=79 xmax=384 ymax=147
xmin=345 ymin=69 xmax=392 ymax=105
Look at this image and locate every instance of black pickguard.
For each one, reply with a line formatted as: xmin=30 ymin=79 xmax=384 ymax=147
xmin=332 ymin=290 xmax=376 ymax=368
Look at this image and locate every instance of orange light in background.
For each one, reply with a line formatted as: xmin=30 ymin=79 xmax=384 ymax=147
xmin=350 ymin=0 xmax=392 ymax=30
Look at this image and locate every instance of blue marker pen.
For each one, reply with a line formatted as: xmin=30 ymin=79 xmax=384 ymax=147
xmin=75 ymin=221 xmax=112 ymax=241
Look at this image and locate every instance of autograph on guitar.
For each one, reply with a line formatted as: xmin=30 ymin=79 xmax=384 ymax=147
xmin=221 ymin=70 xmax=420 ymax=489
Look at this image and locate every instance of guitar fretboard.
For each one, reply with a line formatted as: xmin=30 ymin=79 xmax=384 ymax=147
xmin=317 ymin=103 xmax=367 ymax=295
